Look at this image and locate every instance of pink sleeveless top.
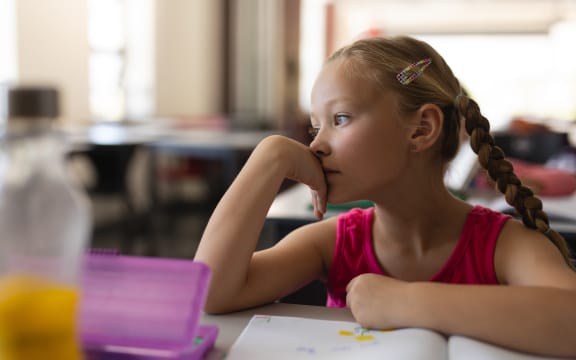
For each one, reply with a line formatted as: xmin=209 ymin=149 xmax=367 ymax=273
xmin=326 ymin=206 xmax=511 ymax=307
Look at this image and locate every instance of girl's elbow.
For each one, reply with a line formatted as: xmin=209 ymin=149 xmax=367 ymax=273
xmin=203 ymin=303 xmax=231 ymax=315
xmin=202 ymin=296 xmax=239 ymax=314
xmin=202 ymin=292 xmax=236 ymax=314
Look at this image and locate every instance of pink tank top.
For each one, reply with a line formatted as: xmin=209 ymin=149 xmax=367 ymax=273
xmin=326 ymin=206 xmax=511 ymax=307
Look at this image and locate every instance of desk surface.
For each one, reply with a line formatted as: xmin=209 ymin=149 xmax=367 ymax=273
xmin=64 ymin=122 xmax=276 ymax=149
xmin=201 ymin=303 xmax=353 ymax=359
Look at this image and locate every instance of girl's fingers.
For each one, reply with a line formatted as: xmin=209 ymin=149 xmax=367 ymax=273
xmin=310 ymin=189 xmax=326 ymax=220
xmin=310 ymin=189 xmax=319 ymax=219
xmin=317 ymin=185 xmax=327 ymax=215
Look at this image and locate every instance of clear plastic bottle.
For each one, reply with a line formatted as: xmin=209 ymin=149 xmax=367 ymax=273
xmin=0 ymin=85 xmax=91 ymax=359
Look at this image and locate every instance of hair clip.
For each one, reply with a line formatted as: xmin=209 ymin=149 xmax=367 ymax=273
xmin=396 ymin=58 xmax=432 ymax=85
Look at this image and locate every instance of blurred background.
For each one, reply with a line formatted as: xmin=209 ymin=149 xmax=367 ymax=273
xmin=1 ymin=0 xmax=576 ymax=258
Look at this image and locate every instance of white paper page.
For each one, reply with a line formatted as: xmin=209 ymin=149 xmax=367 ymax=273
xmin=449 ymin=336 xmax=566 ymax=360
xmin=226 ymin=315 xmax=448 ymax=360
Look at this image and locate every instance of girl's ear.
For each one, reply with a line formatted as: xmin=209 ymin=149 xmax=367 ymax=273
xmin=408 ymin=103 xmax=444 ymax=152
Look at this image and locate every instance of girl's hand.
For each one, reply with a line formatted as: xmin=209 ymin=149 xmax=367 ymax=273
xmin=258 ymin=135 xmax=328 ymax=219
xmin=346 ymin=273 xmax=410 ymax=330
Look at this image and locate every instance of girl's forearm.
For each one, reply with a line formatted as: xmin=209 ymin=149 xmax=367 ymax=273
xmin=406 ymin=283 xmax=576 ymax=357
xmin=194 ymin=138 xmax=288 ymax=312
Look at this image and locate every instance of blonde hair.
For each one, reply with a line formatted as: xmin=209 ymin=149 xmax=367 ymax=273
xmin=328 ymin=36 xmax=574 ymax=268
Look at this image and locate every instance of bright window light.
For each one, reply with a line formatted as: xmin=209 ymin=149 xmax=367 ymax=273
xmin=87 ymin=0 xmax=153 ymax=122
xmin=299 ymin=1 xmax=576 ymax=131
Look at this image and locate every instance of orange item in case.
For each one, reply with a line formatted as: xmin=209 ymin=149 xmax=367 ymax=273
xmin=0 ymin=275 xmax=83 ymax=360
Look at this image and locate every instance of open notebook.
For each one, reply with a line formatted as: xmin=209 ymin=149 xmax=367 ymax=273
xmin=227 ymin=315 xmax=565 ymax=360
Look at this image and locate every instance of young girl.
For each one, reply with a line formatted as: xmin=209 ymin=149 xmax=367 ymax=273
xmin=194 ymin=36 xmax=576 ymax=357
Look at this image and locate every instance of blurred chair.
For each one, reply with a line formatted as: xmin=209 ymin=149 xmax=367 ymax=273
xmin=71 ymin=144 xmax=143 ymax=253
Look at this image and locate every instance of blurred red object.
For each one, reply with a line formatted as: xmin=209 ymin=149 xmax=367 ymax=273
xmin=508 ymin=117 xmax=551 ymax=134
xmin=475 ymin=158 xmax=576 ymax=197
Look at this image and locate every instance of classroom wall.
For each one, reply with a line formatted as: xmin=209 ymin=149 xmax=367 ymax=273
xmin=154 ymin=0 xmax=223 ymax=118
xmin=14 ymin=0 xmax=91 ymax=125
xmin=7 ymin=0 xmax=224 ymax=124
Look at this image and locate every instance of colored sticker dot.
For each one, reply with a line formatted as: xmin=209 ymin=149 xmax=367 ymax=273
xmin=355 ymin=335 xmax=375 ymax=342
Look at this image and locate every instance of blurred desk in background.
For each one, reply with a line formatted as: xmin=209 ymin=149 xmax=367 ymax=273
xmin=64 ymin=121 xmax=278 ymax=255
xmin=146 ymin=129 xmax=277 ymax=255
xmin=148 ymin=128 xmax=277 ymax=204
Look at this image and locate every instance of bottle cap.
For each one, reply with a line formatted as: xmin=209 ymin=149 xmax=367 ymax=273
xmin=6 ymin=86 xmax=59 ymax=118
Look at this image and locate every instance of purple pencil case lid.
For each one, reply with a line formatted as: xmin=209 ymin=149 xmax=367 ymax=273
xmin=79 ymin=251 xmax=218 ymax=359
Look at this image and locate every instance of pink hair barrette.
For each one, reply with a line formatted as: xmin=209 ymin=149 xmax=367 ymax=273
xmin=396 ymin=58 xmax=432 ymax=85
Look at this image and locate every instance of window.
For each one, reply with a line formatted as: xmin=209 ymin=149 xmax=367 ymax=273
xmin=87 ymin=0 xmax=153 ymax=122
xmin=299 ymin=0 xmax=576 ymax=131
xmin=420 ymin=26 xmax=576 ymax=130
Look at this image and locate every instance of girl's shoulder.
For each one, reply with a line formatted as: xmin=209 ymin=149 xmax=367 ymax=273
xmin=460 ymin=205 xmax=512 ymax=246
xmin=494 ymin=215 xmax=575 ymax=285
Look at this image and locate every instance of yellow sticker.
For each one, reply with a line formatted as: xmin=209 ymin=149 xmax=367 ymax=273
xmin=355 ymin=335 xmax=375 ymax=342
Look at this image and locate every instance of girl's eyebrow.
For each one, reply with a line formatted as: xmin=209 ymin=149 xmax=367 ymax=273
xmin=310 ymin=97 xmax=357 ymax=120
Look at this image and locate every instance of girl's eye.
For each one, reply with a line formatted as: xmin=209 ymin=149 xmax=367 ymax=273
xmin=334 ymin=114 xmax=350 ymax=126
xmin=308 ymin=126 xmax=320 ymax=139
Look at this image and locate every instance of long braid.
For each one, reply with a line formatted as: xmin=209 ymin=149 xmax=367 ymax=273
xmin=459 ymin=96 xmax=575 ymax=269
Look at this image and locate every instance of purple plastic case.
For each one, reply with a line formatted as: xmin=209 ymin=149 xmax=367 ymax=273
xmin=80 ymin=251 xmax=218 ymax=359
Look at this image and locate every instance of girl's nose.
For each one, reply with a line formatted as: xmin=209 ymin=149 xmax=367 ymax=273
xmin=309 ymin=130 xmax=331 ymax=157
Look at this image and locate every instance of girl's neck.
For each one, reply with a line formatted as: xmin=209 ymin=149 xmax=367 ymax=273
xmin=370 ymin=190 xmax=472 ymax=281
xmin=371 ymin=188 xmax=471 ymax=255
